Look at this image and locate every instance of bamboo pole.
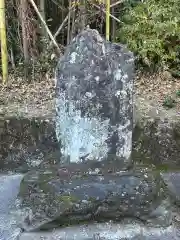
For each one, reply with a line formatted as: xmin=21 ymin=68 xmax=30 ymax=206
xmin=20 ymin=0 xmax=29 ymax=76
xmin=110 ymin=0 xmax=124 ymax=8
xmin=106 ymin=0 xmax=110 ymax=40
xmin=28 ymin=0 xmax=61 ymax=54
xmin=67 ymin=0 xmax=72 ymax=45
xmin=55 ymin=14 xmax=69 ymax=40
xmin=112 ymin=5 xmax=116 ymax=42
xmin=61 ymin=0 xmax=65 ymax=44
xmin=91 ymin=2 xmax=121 ymax=24
xmin=39 ymin=0 xmax=48 ymax=39
xmin=80 ymin=0 xmax=86 ymax=30
xmin=0 ymin=0 xmax=8 ymax=83
xmin=70 ymin=1 xmax=76 ymax=41
xmin=49 ymin=6 xmax=75 ymax=47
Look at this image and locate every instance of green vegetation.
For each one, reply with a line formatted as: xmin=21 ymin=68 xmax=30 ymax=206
xmin=118 ymin=0 xmax=180 ymax=72
xmin=2 ymin=0 xmax=180 ymax=80
xmin=162 ymin=96 xmax=176 ymax=108
xmin=58 ymin=195 xmax=79 ymax=204
xmin=176 ymin=90 xmax=180 ymax=97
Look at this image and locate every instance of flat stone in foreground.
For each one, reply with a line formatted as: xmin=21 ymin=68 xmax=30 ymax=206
xmin=0 ymin=174 xmax=24 ymax=240
xmin=18 ymin=165 xmax=171 ymax=231
xmin=19 ymin=223 xmax=179 ymax=240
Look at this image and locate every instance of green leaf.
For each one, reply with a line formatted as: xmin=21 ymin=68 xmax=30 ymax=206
xmin=117 ymin=0 xmax=180 ymax=71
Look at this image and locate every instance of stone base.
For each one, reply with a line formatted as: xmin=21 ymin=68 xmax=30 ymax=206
xmin=18 ymin=164 xmax=172 ymax=231
xmin=19 ymin=223 xmax=179 ymax=240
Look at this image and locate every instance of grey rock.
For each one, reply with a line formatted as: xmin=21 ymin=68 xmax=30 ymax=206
xmin=0 ymin=118 xmax=60 ymax=173
xmin=0 ymin=174 xmax=24 ymax=240
xmin=19 ymin=223 xmax=179 ymax=240
xmin=161 ymin=172 xmax=180 ymax=206
xmin=18 ymin=165 xmax=171 ymax=231
xmin=55 ymin=28 xmax=134 ymax=169
xmin=133 ymin=97 xmax=180 ymax=168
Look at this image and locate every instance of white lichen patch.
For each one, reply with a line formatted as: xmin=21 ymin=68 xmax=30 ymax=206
xmin=56 ymin=98 xmax=110 ymax=163
xmin=117 ymin=122 xmax=132 ymax=160
xmin=115 ymin=90 xmax=121 ymax=97
xmin=69 ymin=52 xmax=78 ymax=64
xmin=114 ymin=69 xmax=122 ymax=81
xmin=85 ymin=92 xmax=93 ymax=99
xmin=95 ymin=76 xmax=100 ymax=82
xmin=121 ymin=73 xmax=128 ymax=83
xmin=126 ymin=57 xmax=134 ymax=63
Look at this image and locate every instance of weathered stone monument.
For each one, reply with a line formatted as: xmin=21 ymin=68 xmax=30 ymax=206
xmin=17 ymin=29 xmax=172 ymax=234
xmin=53 ymin=28 xmax=171 ymax=227
xmin=55 ymin=28 xmax=134 ymax=169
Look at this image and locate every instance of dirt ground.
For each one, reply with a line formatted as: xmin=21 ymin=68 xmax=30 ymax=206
xmin=0 ymin=71 xmax=180 ymax=119
xmin=0 ymin=75 xmax=56 ymax=119
xmin=135 ymin=71 xmax=180 ymax=112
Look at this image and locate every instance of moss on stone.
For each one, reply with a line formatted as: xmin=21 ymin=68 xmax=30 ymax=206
xmin=57 ymin=195 xmax=79 ymax=204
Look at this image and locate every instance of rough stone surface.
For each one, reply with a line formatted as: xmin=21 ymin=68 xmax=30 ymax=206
xmin=0 ymin=174 xmax=24 ymax=240
xmin=19 ymin=223 xmax=180 ymax=240
xmin=1 ymin=30 xmax=180 ymax=240
xmin=55 ymin=28 xmax=134 ymax=168
xmin=133 ymin=97 xmax=180 ymax=168
xmin=18 ymin=165 xmax=171 ymax=231
xmin=0 ymin=118 xmax=60 ymax=173
xmin=161 ymin=172 xmax=180 ymax=206
xmin=0 ymin=114 xmax=175 ymax=238
xmin=2 ymin=96 xmax=179 ymax=170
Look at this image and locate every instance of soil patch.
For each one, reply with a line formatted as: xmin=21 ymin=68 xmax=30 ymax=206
xmin=0 ymin=71 xmax=179 ymax=119
xmin=135 ymin=71 xmax=180 ymax=114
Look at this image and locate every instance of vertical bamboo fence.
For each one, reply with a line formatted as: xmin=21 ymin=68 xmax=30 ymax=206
xmin=106 ymin=0 xmax=110 ymax=40
xmin=0 ymin=0 xmax=8 ymax=83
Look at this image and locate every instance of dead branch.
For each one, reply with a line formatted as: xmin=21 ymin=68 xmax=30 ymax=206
xmin=110 ymin=0 xmax=124 ymax=8
xmin=54 ymin=14 xmax=69 ymax=39
xmin=28 ymin=0 xmax=61 ymax=54
xmin=90 ymin=2 xmax=122 ymax=23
